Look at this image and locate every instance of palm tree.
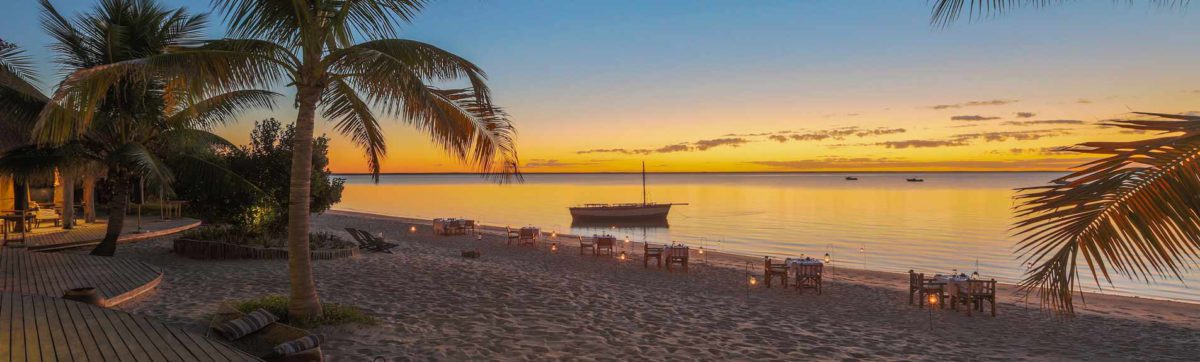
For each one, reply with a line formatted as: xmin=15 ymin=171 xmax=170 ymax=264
xmin=0 ymin=39 xmax=48 ymax=232
xmin=154 ymin=0 xmax=522 ymax=318
xmin=12 ymin=0 xmax=275 ymax=256
xmin=931 ymin=0 xmax=1197 ymax=315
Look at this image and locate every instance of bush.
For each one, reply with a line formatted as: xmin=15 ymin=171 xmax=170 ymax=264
xmin=233 ymin=295 xmax=376 ymax=329
xmin=171 ymin=118 xmax=345 ymax=233
xmin=181 ymin=225 xmax=354 ymax=250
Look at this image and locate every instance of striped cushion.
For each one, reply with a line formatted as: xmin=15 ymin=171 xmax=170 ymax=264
xmin=272 ymin=334 xmax=324 ymax=355
xmin=215 ymin=309 xmax=277 ymax=340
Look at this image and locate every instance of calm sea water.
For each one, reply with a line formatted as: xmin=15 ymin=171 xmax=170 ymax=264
xmin=334 ymin=172 xmax=1199 ymax=303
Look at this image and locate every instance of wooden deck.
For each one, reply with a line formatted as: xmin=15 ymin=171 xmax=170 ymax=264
xmin=2 ymin=217 xmax=201 ymax=252
xmin=0 ymin=249 xmax=161 ymax=307
xmin=0 ymin=292 xmax=259 ymax=361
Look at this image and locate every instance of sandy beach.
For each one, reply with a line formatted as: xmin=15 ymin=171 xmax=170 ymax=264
xmin=106 ymin=210 xmax=1200 ymax=361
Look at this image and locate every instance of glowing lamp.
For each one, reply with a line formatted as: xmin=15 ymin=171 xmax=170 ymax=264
xmin=624 ymin=236 xmax=630 ymax=243
xmin=698 ymin=247 xmax=705 ymax=255
xmin=927 ymin=294 xmax=939 ymax=306
xmin=550 ymin=243 xmax=559 ymax=252
xmin=823 ymin=253 xmax=831 ymax=263
xmin=409 ymin=226 xmax=417 ymax=232
xmin=619 ymin=251 xmax=628 ymax=260
xmin=551 ymin=231 xmax=558 ymax=239
xmin=749 ymin=276 xmax=758 ymax=286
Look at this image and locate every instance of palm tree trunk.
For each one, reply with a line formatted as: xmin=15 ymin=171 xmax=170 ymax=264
xmin=12 ymin=180 xmax=28 ymax=233
xmin=61 ymin=170 xmax=75 ymax=229
xmin=286 ymin=84 xmax=323 ymax=319
xmin=90 ymin=170 xmax=128 ymax=256
xmin=83 ymin=174 xmax=96 ymax=223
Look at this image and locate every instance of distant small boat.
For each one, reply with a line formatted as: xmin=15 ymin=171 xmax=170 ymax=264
xmin=906 ymin=177 xmax=924 ymax=182
xmin=845 ymin=176 xmax=858 ymax=181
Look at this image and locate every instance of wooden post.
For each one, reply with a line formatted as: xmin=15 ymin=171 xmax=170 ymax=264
xmin=83 ymin=174 xmax=96 ymax=223
xmin=61 ymin=170 xmax=75 ymax=229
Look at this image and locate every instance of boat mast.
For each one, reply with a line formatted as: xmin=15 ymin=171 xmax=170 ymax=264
xmin=642 ymin=161 xmax=647 ymax=206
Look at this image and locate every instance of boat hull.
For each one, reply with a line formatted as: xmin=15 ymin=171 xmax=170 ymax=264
xmin=569 ymin=204 xmax=672 ymax=221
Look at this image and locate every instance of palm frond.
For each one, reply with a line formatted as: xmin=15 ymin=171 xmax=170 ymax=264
xmin=164 ymin=89 xmax=279 ymax=130
xmin=931 ymin=0 xmax=1189 ymax=27
xmin=108 ymin=142 xmax=174 ymax=191
xmin=157 ymin=128 xmax=237 ymax=154
xmin=0 ymin=143 xmax=97 ymax=183
xmin=330 ymin=39 xmax=491 ymax=105
xmin=1013 ymin=112 xmax=1200 ymax=315
xmin=321 ymin=78 xmax=387 ymax=181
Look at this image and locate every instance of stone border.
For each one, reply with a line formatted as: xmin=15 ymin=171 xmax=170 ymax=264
xmin=172 ymin=238 xmax=358 ymax=260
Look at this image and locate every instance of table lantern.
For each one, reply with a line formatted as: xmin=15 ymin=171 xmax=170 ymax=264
xmin=749 ymin=276 xmax=758 ymax=286
xmin=550 ymin=242 xmax=558 ymax=252
xmin=927 ymin=293 xmax=939 ymax=306
xmin=409 ymin=226 xmax=416 ymax=232
xmin=823 ymin=253 xmax=831 ymax=263
xmin=619 ymin=251 xmax=628 ymax=260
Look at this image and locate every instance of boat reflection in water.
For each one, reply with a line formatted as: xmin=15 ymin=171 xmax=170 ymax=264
xmin=570 ymin=218 xmax=670 ymax=229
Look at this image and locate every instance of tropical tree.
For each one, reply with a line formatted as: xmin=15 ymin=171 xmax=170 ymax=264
xmin=9 ymin=0 xmax=275 ymax=256
xmin=0 ymin=39 xmax=47 ymax=231
xmin=153 ymin=0 xmax=522 ymax=318
xmin=931 ymin=0 xmax=1198 ymax=315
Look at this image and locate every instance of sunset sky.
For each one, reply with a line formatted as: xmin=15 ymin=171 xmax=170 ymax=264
xmin=5 ymin=1 xmax=1199 ymax=173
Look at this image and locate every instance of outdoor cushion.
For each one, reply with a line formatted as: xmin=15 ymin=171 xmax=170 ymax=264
xmin=272 ymin=334 xmax=324 ymax=355
xmin=215 ymin=308 xmax=277 ymax=340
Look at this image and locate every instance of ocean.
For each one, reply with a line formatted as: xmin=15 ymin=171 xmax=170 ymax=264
xmin=333 ymin=172 xmax=1199 ymax=303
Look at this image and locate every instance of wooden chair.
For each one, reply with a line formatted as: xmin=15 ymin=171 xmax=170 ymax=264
xmin=908 ymin=271 xmax=945 ymax=309
xmin=664 ymin=245 xmax=689 ymax=271
xmin=965 ymin=279 xmax=997 ymax=317
xmin=595 ymin=235 xmax=615 ymax=257
xmin=34 ymin=208 xmax=60 ymax=228
xmin=518 ymin=228 xmax=539 ymax=247
xmin=794 ymin=263 xmax=822 ymax=294
xmin=763 ymin=257 xmax=789 ymax=288
xmin=578 ymin=236 xmax=595 ymax=255
xmin=644 ymin=244 xmax=664 ymax=268
xmin=209 ymin=303 xmax=323 ymax=361
xmin=464 ymin=220 xmax=476 ymax=235
xmin=506 ymin=227 xmax=519 ymax=245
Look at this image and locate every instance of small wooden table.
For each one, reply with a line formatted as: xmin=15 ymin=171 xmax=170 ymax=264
xmin=1 ymin=213 xmax=30 ymax=244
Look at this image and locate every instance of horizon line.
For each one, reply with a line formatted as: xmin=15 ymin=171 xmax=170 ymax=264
xmin=332 ymin=170 xmax=1073 ymax=176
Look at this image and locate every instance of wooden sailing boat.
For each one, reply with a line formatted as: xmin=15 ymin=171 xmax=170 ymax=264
xmin=569 ymin=162 xmax=685 ymax=221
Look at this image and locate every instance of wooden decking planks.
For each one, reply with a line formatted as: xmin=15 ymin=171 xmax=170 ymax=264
xmin=0 ymin=249 xmax=162 ymax=307
xmin=16 ymin=217 xmax=201 ymax=252
xmin=0 ymin=292 xmax=259 ymax=362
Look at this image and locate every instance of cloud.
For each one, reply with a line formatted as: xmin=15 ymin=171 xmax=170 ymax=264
xmin=524 ymin=159 xmax=598 ymax=168
xmin=1076 ymin=99 xmax=1092 ymax=104
xmin=775 ymin=127 xmax=906 ymax=143
xmin=750 ymin=157 xmax=1091 ymax=170
xmin=874 ymin=139 xmax=969 ymax=149
xmin=693 ymin=138 xmax=749 ymax=151
xmin=951 ymin=115 xmax=1002 ymax=121
xmin=1015 ymin=112 xmax=1036 ymax=118
xmin=1001 ymin=119 xmax=1085 ymax=126
xmin=768 ymin=135 xmax=788 ymax=143
xmin=655 ymin=143 xmax=693 ymax=153
xmin=951 ymin=129 xmax=1072 ymax=142
xmin=929 ymin=99 xmax=1018 ymax=110
xmin=1008 ymin=147 xmax=1073 ymax=155
xmin=576 ymin=148 xmax=651 ymax=155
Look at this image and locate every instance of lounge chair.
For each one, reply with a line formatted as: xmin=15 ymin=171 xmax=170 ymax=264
xmin=644 ymin=243 xmax=664 ymax=268
xmin=209 ymin=303 xmax=323 ymax=361
xmin=764 ymin=256 xmax=789 ymax=288
xmin=345 ymin=228 xmax=397 ymax=253
xmin=578 ymin=236 xmax=595 ymax=255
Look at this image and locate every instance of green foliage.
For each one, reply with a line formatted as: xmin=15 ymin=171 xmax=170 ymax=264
xmin=172 ymin=118 xmax=345 ymax=233
xmin=181 ymin=225 xmax=353 ymax=250
xmin=232 ymin=294 xmax=376 ymax=329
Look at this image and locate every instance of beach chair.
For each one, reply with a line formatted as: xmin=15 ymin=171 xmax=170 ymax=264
xmin=664 ymin=245 xmax=689 ymax=271
xmin=595 ymin=235 xmax=615 ymax=257
xmin=506 ymin=227 xmax=519 ymax=245
xmin=345 ymin=228 xmax=387 ymax=253
xmin=34 ymin=208 xmax=60 ymax=228
xmin=644 ymin=243 xmax=664 ymax=268
xmin=352 ymin=228 xmax=398 ymax=253
xmin=794 ymin=263 xmax=822 ymax=294
xmin=965 ymin=279 xmax=997 ymax=317
xmin=209 ymin=303 xmax=323 ymax=361
xmin=578 ymin=236 xmax=595 ymax=255
xmin=909 ymin=271 xmax=945 ymax=309
xmin=518 ymin=228 xmax=539 ymax=247
xmin=764 ymin=256 xmax=789 ymax=288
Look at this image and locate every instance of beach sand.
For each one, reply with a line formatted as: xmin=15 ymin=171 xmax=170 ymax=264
xmin=111 ymin=210 xmax=1200 ymax=361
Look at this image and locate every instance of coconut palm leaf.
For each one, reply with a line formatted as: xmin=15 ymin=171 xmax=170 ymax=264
xmin=1014 ymin=112 xmax=1200 ymax=315
xmin=930 ymin=0 xmax=1190 ymax=27
xmin=322 ymin=78 xmax=387 ymax=180
xmin=164 ymin=89 xmax=279 ymax=130
xmin=0 ymin=143 xmax=98 ymax=182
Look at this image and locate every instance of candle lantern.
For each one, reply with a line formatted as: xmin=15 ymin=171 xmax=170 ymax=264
xmin=619 ymin=251 xmax=628 ymax=260
xmin=823 ymin=253 xmax=831 ymax=263
xmin=409 ymin=226 xmax=416 ymax=232
xmin=698 ymin=247 xmax=705 ymax=255
xmin=749 ymin=276 xmax=758 ymax=286
xmin=927 ymin=293 xmax=939 ymax=306
xmin=551 ymin=242 xmax=559 ymax=252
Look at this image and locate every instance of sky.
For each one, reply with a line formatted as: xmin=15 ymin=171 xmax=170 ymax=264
xmin=4 ymin=1 xmax=1200 ymax=173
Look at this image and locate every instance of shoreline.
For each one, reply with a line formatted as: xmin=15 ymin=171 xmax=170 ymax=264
xmin=329 ymin=209 xmax=1200 ymax=309
xmin=110 ymin=210 xmax=1200 ymax=359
